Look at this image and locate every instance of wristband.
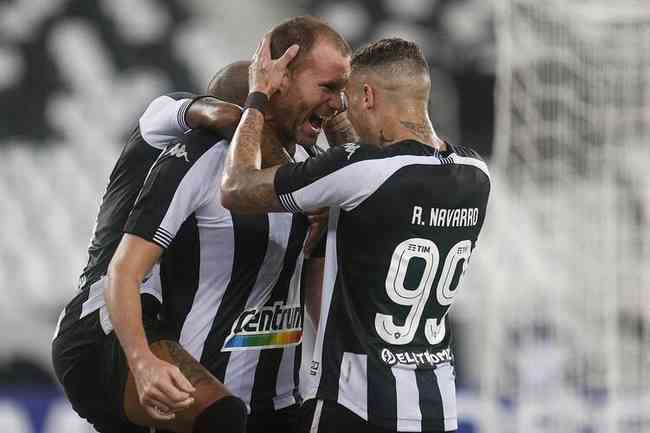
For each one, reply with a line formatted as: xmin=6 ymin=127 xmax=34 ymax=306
xmin=244 ymin=91 xmax=269 ymax=116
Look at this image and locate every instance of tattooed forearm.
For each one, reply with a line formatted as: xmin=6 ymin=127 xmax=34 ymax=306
xmin=400 ymin=120 xmax=431 ymax=142
xmin=326 ymin=126 xmax=358 ymax=147
xmin=163 ymin=341 xmax=215 ymax=386
xmin=221 ymin=108 xmax=283 ymax=212
xmin=233 ymin=109 xmax=265 ymax=170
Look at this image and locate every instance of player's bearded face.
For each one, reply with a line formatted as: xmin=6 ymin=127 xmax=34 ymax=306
xmin=274 ymin=41 xmax=351 ymax=146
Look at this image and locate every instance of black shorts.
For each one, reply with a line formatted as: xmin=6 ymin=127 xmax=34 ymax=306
xmin=300 ymin=399 xmax=455 ymax=433
xmin=248 ymin=404 xmax=300 ymax=433
xmin=52 ymin=293 xmax=173 ymax=433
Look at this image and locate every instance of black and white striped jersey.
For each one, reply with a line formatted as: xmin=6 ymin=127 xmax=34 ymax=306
xmin=274 ymin=140 xmax=491 ymax=431
xmin=124 ymin=129 xmax=311 ymax=412
xmin=56 ymin=93 xmax=195 ymax=336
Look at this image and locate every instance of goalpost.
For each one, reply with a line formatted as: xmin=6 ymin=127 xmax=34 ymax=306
xmin=477 ymin=1 xmax=650 ymax=432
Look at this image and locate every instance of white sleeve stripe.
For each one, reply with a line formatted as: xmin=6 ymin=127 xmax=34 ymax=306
xmin=177 ymin=99 xmax=192 ymax=131
xmin=278 ymin=194 xmax=291 ymax=212
xmin=286 ymin=193 xmax=303 ymax=213
xmin=449 ymin=153 xmax=491 ymax=179
xmin=153 ymin=232 xmax=172 ymax=248
xmin=278 ymin=193 xmax=302 ymax=213
xmin=157 ymin=226 xmax=174 ymax=238
xmin=290 ymin=152 xmax=489 ymax=212
xmin=154 ymin=228 xmax=173 ymax=243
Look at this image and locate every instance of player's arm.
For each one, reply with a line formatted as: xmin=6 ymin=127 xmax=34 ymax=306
xmin=303 ymin=255 xmax=325 ymax=328
xmin=221 ymin=38 xmax=366 ymax=214
xmin=322 ymin=94 xmax=359 ymax=147
xmin=106 ymin=235 xmax=195 ymax=420
xmin=140 ymin=93 xmax=242 ymax=149
xmin=107 ymin=139 xmax=215 ymax=419
xmin=220 ymin=37 xmax=298 ymax=213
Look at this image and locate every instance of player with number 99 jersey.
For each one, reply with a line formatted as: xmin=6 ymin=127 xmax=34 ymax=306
xmin=274 ymin=140 xmax=490 ymax=432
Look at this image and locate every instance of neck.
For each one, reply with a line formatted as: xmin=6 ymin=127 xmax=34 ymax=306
xmin=260 ymin=122 xmax=295 ymax=167
xmin=377 ymin=110 xmax=445 ymax=151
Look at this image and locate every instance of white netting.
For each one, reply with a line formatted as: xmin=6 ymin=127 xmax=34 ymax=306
xmin=471 ymin=1 xmax=650 ymax=432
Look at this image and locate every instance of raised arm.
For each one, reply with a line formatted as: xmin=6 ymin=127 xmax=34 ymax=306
xmin=140 ymin=93 xmax=242 ymax=149
xmin=220 ymin=37 xmax=299 ymax=213
xmin=185 ymin=96 xmax=242 ymax=139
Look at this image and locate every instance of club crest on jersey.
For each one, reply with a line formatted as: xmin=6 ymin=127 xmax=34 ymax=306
xmin=222 ymin=302 xmax=303 ymax=351
xmin=163 ymin=142 xmax=190 ymax=162
xmin=380 ymin=347 xmax=453 ymax=368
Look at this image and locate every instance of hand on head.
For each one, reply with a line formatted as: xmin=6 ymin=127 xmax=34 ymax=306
xmin=249 ymin=34 xmax=299 ymax=97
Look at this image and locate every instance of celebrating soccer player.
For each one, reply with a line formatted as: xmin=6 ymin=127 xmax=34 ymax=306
xmin=221 ymin=36 xmax=491 ymax=433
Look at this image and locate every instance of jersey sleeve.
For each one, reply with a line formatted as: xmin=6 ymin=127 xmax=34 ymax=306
xmin=124 ymin=138 xmax=219 ymax=249
xmin=274 ymin=143 xmax=379 ymax=213
xmin=139 ymin=92 xmax=197 ymax=150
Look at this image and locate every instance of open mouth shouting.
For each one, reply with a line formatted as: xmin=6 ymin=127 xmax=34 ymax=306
xmin=308 ymin=112 xmax=324 ymax=133
xmin=300 ymin=110 xmax=326 ymax=139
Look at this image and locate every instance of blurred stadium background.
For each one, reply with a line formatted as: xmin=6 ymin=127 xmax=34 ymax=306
xmin=0 ymin=0 xmax=647 ymax=432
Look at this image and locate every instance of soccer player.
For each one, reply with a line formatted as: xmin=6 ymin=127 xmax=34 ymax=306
xmin=51 ymin=70 xmax=249 ymax=432
xmin=103 ymin=16 xmax=351 ymax=433
xmin=221 ymin=37 xmax=491 ymax=433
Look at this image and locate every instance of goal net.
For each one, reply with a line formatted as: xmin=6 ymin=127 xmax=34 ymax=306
xmin=472 ymin=1 xmax=650 ymax=432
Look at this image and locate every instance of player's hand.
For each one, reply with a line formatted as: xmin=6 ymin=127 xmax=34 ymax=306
xmin=132 ymin=353 xmax=196 ymax=420
xmin=249 ymin=34 xmax=299 ymax=97
xmin=304 ymin=208 xmax=328 ymax=258
xmin=323 ymin=110 xmax=359 ymax=147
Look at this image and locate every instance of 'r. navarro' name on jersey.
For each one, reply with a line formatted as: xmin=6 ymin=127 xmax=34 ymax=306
xmin=411 ymin=206 xmax=479 ymax=228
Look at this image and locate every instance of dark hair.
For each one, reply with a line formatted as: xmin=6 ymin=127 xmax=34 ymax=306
xmin=270 ymin=16 xmax=351 ymax=70
xmin=351 ymin=38 xmax=429 ymax=74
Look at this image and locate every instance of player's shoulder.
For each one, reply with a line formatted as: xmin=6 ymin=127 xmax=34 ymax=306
xmin=448 ymin=143 xmax=486 ymax=162
xmin=156 ymin=130 xmax=227 ymax=170
xmin=447 ymin=142 xmax=491 ymax=182
xmin=161 ymin=91 xmax=196 ymax=101
xmin=323 ymin=141 xmax=385 ymax=164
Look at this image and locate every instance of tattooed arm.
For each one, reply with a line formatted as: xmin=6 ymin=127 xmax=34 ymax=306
xmin=324 ymin=111 xmax=359 ymax=147
xmin=220 ymin=35 xmax=299 ymax=213
xmin=107 ymin=235 xmax=195 ymax=420
xmin=220 ymin=108 xmax=284 ymax=213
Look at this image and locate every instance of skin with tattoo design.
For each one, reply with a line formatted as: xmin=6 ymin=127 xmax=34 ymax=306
xmin=221 ymin=36 xmax=446 ymax=215
xmin=221 ymin=28 xmax=351 ymax=212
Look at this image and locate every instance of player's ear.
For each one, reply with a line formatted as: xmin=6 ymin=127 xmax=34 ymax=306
xmin=362 ymin=83 xmax=375 ymax=110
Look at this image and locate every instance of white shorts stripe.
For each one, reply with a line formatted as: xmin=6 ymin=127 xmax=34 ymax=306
xmin=223 ymin=349 xmax=261 ymax=407
xmin=434 ymin=363 xmax=458 ymax=431
xmin=336 ymin=352 xmax=368 ymax=421
xmin=392 ymin=366 xmax=422 ymax=431
xmin=309 ymin=399 xmax=324 ymax=433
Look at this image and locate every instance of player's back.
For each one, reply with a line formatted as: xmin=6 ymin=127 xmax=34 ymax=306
xmin=54 ymin=93 xmax=194 ymax=337
xmin=300 ymin=140 xmax=490 ymax=431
